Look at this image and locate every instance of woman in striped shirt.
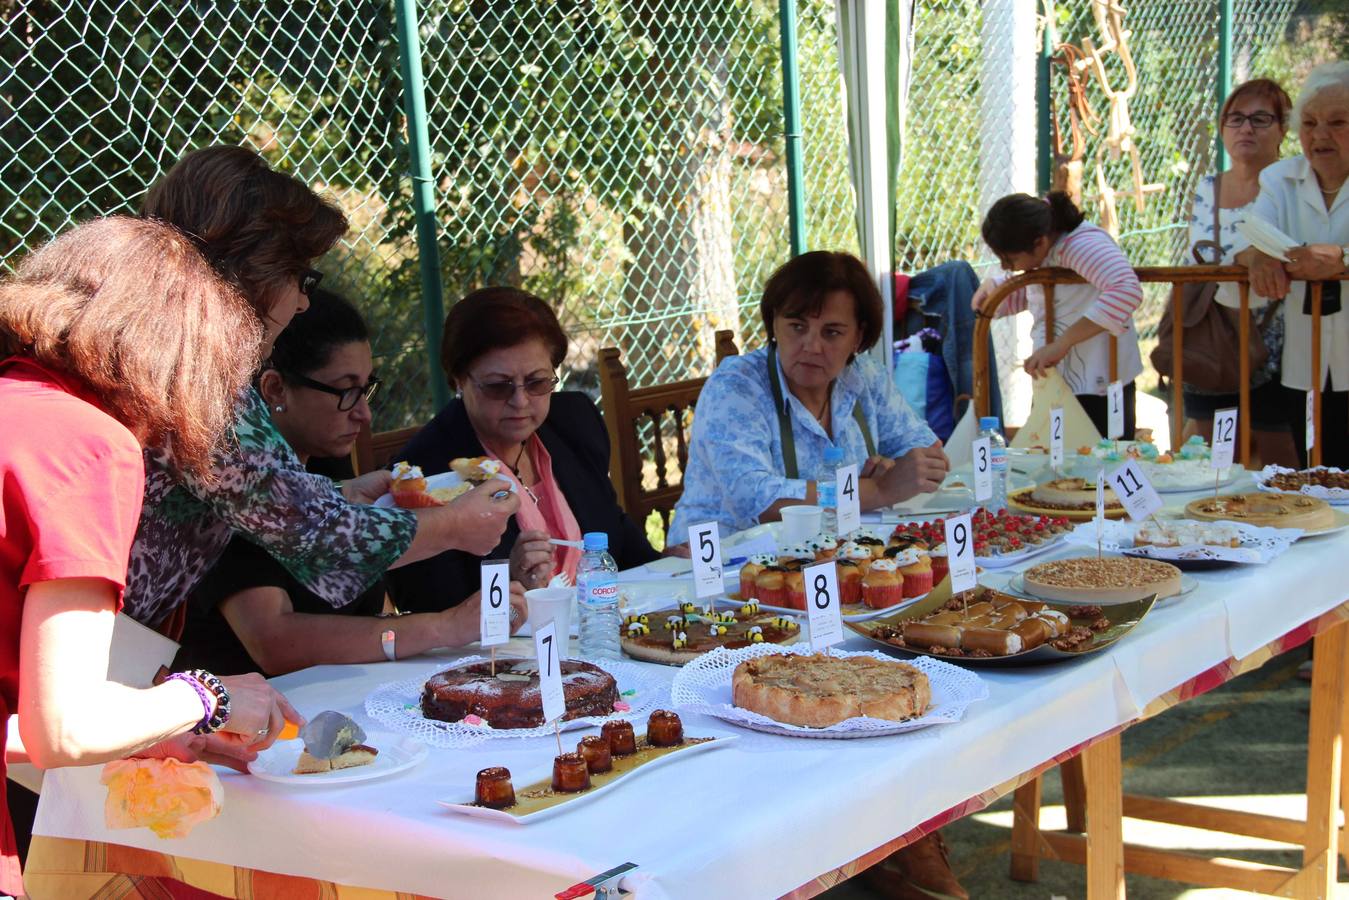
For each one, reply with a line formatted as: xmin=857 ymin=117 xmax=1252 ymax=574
xmin=975 ymin=192 xmax=1145 ymax=438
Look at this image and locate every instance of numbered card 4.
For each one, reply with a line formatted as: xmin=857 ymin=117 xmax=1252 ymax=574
xmin=687 ymin=522 xmax=724 ymax=600
xmin=1106 ymin=459 xmax=1163 ymax=522
xmin=802 ymin=560 xmax=844 ymax=652
xmin=479 ymin=560 xmax=512 ymax=648
xmin=835 ymin=463 xmax=861 ymax=535
xmin=943 ymin=513 xmax=977 ymax=595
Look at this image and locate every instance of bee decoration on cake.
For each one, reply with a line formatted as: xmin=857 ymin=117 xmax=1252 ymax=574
xmin=707 ymin=621 xmax=727 ymax=637
xmin=672 ymin=630 xmax=688 ymax=649
xmin=664 ymin=614 xmax=684 ymax=631
xmin=747 ymin=625 xmax=765 ymax=643
xmin=713 ymin=610 xmax=737 ymax=624
xmin=623 ymin=613 xmax=649 ymax=627
xmin=769 ymin=616 xmax=800 ymax=632
xmin=739 ymin=600 xmax=760 ymax=616
xmin=678 ymin=601 xmax=697 ymax=614
xmin=626 ymin=621 xmax=650 ymax=636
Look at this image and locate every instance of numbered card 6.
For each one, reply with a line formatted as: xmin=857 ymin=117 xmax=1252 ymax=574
xmin=479 ymin=560 xmax=512 ymax=648
xmin=686 ymin=522 xmax=724 ymax=600
xmin=1106 ymin=459 xmax=1163 ymax=522
xmin=803 ymin=560 xmax=844 ymax=652
xmin=943 ymin=512 xmax=977 ymax=594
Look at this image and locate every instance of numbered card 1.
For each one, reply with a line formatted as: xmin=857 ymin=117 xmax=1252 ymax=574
xmin=1106 ymin=459 xmax=1163 ymax=522
xmin=972 ymin=436 xmax=992 ymax=503
xmin=1107 ymin=381 xmax=1125 ymax=440
xmin=1211 ymin=408 xmax=1237 ymax=470
xmin=943 ymin=512 xmax=977 ymax=595
xmin=1050 ymin=407 xmax=1065 ymax=470
xmin=1307 ymin=392 xmax=1316 ymax=455
xmin=1095 ymin=473 xmax=1106 ymax=543
xmin=686 ymin=522 xmax=724 ymax=600
xmin=802 ymin=560 xmax=844 ymax=652
xmin=532 ymin=620 xmax=566 ymax=724
xmin=479 ymin=560 xmax=512 ymax=647
xmin=835 ymin=463 xmax=861 ymax=535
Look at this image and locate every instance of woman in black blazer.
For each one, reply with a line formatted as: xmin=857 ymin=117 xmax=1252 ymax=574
xmin=385 ymin=288 xmax=658 ymax=614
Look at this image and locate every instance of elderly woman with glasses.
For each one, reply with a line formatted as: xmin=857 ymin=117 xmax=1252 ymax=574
xmin=386 ymin=287 xmax=660 ymax=613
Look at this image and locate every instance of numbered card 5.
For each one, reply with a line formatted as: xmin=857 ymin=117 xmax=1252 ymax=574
xmin=687 ymin=522 xmax=724 ymax=600
xmin=972 ymin=437 xmax=992 ymax=503
xmin=532 ymin=620 xmax=567 ymax=725
xmin=1211 ymin=408 xmax=1237 ymax=470
xmin=835 ymin=463 xmax=861 ymax=535
xmin=943 ymin=512 xmax=977 ymax=595
xmin=803 ymin=560 xmax=844 ymax=652
xmin=1050 ymin=407 xmax=1065 ymax=470
xmin=479 ymin=560 xmax=512 ymax=647
xmin=1107 ymin=381 xmax=1125 ymax=440
xmin=1107 ymin=459 xmax=1163 ymax=522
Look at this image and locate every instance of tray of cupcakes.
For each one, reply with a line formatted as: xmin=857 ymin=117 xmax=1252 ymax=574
xmin=438 ymin=711 xmax=735 ymax=823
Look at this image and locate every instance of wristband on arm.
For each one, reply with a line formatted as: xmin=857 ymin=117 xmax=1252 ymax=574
xmin=164 ymin=669 xmax=231 ymax=734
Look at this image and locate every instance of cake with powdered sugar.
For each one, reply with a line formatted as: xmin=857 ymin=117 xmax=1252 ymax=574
xmin=420 ymin=658 xmax=618 ymax=728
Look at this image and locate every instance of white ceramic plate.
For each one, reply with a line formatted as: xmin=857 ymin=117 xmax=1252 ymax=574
xmin=437 ymin=734 xmax=736 ymax=823
xmin=248 ymin=732 xmax=427 ymax=785
xmin=998 ymin=572 xmax=1197 ymax=604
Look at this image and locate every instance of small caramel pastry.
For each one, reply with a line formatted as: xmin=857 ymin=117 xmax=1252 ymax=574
xmin=602 ymin=719 xmax=638 ymax=756
xmin=647 ymin=709 xmax=684 ymax=747
xmin=551 ymin=752 xmax=591 ymax=793
xmin=576 ymin=735 xmax=613 ymax=774
xmin=475 ymin=766 xmax=516 ymax=809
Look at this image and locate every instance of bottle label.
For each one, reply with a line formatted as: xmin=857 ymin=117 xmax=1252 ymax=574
xmin=582 ymin=572 xmax=618 ymax=607
xmin=990 ymin=447 xmax=1008 ymax=472
xmin=818 ymin=481 xmax=837 ymax=509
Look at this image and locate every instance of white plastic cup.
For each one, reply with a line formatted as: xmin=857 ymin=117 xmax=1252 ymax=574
xmin=779 ymin=504 xmax=823 ymax=544
xmin=525 ymin=587 xmax=574 ymax=652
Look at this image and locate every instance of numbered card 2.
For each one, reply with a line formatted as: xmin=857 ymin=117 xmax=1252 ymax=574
xmin=1211 ymin=408 xmax=1237 ymax=470
xmin=532 ymin=621 xmax=567 ymax=725
xmin=943 ymin=513 xmax=977 ymax=595
xmin=972 ymin=436 xmax=992 ymax=503
xmin=835 ymin=463 xmax=861 ymax=535
xmin=686 ymin=522 xmax=724 ymax=600
xmin=1050 ymin=407 xmax=1065 ymax=470
xmin=479 ymin=560 xmax=512 ymax=647
xmin=1107 ymin=459 xmax=1163 ymax=522
xmin=803 ymin=560 xmax=844 ymax=652
xmin=1107 ymin=381 xmax=1125 ymax=440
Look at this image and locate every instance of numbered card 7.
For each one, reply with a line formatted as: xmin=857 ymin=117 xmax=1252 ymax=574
xmin=943 ymin=512 xmax=977 ymax=594
xmin=686 ymin=522 xmax=724 ymax=600
xmin=532 ymin=620 xmax=567 ymax=724
xmin=1211 ymin=408 xmax=1237 ymax=470
xmin=479 ymin=560 xmax=512 ymax=648
xmin=1106 ymin=459 xmax=1163 ymax=522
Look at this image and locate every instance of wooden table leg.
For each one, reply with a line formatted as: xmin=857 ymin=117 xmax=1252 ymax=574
xmin=1063 ymin=754 xmax=1088 ymax=833
xmin=1082 ymin=733 xmax=1126 ymax=899
xmin=1303 ymin=620 xmax=1348 ymax=897
xmin=1010 ymin=775 xmax=1043 ymax=882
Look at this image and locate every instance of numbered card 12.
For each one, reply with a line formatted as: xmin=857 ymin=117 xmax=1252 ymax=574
xmin=479 ymin=560 xmax=512 ymax=648
xmin=686 ymin=522 xmax=724 ymax=600
xmin=532 ymin=620 xmax=567 ymax=724
xmin=835 ymin=463 xmax=861 ymax=535
xmin=972 ymin=436 xmax=992 ymax=503
xmin=802 ymin=560 xmax=844 ymax=652
xmin=1106 ymin=459 xmax=1163 ymax=522
xmin=943 ymin=512 xmax=978 ymax=595
xmin=1211 ymin=408 xmax=1237 ymax=470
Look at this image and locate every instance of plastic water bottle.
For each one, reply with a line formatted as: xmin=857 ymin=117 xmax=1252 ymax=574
xmin=979 ymin=416 xmax=1009 ymax=512
xmin=817 ymin=445 xmax=844 ymax=533
xmin=576 ymin=532 xmax=621 ymax=659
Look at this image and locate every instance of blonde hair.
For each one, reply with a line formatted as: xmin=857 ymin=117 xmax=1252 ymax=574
xmin=0 ymin=217 xmax=263 ymax=476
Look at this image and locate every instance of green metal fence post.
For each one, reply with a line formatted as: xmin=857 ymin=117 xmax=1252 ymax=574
xmin=779 ymin=0 xmax=807 ymax=257
xmin=1036 ymin=4 xmax=1053 ymax=195
xmin=1216 ymin=0 xmax=1233 ymax=172
xmin=393 ymin=0 xmax=450 ymax=409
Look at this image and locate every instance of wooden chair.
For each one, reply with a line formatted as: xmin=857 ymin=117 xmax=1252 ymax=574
xmin=351 ymin=424 xmax=421 ymax=476
xmin=598 ymin=330 xmax=740 ymax=534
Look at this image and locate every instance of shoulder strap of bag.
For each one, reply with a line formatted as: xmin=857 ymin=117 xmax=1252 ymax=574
xmin=766 ymin=345 xmax=876 ymax=480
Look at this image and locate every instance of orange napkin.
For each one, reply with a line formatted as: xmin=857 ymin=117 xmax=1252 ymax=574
xmin=101 ymin=757 xmax=223 ymax=838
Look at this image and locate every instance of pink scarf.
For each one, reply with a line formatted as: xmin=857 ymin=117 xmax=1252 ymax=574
xmin=486 ymin=435 xmax=583 ymax=581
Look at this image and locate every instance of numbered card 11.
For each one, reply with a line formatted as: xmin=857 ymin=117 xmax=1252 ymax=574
xmin=1106 ymin=459 xmax=1163 ymax=522
xmin=802 ymin=560 xmax=844 ymax=652
xmin=1211 ymin=408 xmax=1237 ymax=470
xmin=835 ymin=463 xmax=861 ymax=535
xmin=1307 ymin=392 xmax=1316 ymax=455
xmin=943 ymin=512 xmax=977 ymax=594
xmin=479 ymin=560 xmax=512 ymax=647
xmin=972 ymin=436 xmax=992 ymax=503
xmin=532 ymin=620 xmax=566 ymax=724
xmin=1107 ymin=381 xmax=1125 ymax=440
xmin=1050 ymin=407 xmax=1065 ymax=469
xmin=686 ymin=522 xmax=724 ymax=600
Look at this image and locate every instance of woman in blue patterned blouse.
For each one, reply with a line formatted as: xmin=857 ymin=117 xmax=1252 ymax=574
xmin=671 ymin=251 xmax=949 ymax=539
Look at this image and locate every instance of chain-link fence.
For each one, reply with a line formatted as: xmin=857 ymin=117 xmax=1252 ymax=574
xmin=0 ymin=0 xmax=1335 ymax=431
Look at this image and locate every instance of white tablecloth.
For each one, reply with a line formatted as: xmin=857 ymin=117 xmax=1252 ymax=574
xmin=33 ymin=479 xmax=1349 ymax=900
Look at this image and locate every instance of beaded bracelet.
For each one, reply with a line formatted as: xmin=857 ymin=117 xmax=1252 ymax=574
xmin=166 ymin=669 xmax=232 ymax=735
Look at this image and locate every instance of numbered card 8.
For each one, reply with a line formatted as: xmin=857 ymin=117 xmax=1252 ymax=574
xmin=803 ymin=560 xmax=844 ymax=652
xmin=1106 ymin=459 xmax=1163 ymax=521
xmin=943 ymin=512 xmax=977 ymax=594
xmin=479 ymin=560 xmax=512 ymax=648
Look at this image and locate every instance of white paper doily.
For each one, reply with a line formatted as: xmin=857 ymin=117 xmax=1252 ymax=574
xmin=1254 ymin=465 xmax=1349 ymax=505
xmin=364 ymin=656 xmax=668 ymax=748
xmin=669 ymin=643 xmax=987 ymax=739
xmin=1062 ymin=518 xmax=1299 ymax=564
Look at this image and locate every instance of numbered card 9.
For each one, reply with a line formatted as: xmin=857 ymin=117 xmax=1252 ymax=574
xmin=835 ymin=463 xmax=861 ymax=535
xmin=479 ymin=560 xmax=512 ymax=648
xmin=943 ymin=512 xmax=977 ymax=594
xmin=972 ymin=436 xmax=992 ymax=503
xmin=686 ymin=522 xmax=724 ymax=600
xmin=1211 ymin=408 xmax=1237 ymax=470
xmin=532 ymin=620 xmax=567 ymax=724
xmin=1107 ymin=381 xmax=1125 ymax=440
xmin=802 ymin=560 xmax=844 ymax=652
xmin=1106 ymin=459 xmax=1163 ymax=522
xmin=1050 ymin=407 xmax=1065 ymax=469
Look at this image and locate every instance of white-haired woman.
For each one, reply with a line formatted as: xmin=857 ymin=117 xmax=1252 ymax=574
xmin=1239 ymin=60 xmax=1349 ymax=465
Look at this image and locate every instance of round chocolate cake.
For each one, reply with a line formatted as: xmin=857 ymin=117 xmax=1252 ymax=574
xmin=421 ymin=659 xmax=618 ymax=728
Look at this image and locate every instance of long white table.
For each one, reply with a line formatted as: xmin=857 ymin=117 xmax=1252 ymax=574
xmin=26 ymin=485 xmax=1349 ymax=899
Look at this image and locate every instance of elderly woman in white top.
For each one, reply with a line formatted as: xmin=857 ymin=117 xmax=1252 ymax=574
xmin=1240 ymin=61 xmax=1349 ymax=466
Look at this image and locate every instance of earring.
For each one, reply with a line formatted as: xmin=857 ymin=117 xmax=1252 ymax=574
xmin=274 ymin=405 xmax=285 ymax=413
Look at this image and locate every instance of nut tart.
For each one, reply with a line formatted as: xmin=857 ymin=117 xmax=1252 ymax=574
xmin=1185 ymin=492 xmax=1335 ymax=531
xmin=731 ymin=652 xmax=930 ymax=728
xmin=619 ymin=603 xmax=800 ymax=666
xmin=1022 ymin=556 xmax=1182 ymax=604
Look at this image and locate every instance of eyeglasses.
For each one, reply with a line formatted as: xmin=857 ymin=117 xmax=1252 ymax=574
xmin=298 ymin=269 xmax=324 ymax=296
xmin=469 ymin=374 xmax=559 ymax=402
xmin=280 ymin=370 xmax=381 ymax=411
xmin=1222 ymin=112 xmax=1278 ymax=130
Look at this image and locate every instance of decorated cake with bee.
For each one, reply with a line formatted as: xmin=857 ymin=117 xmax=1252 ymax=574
xmin=619 ymin=602 xmax=802 ymax=666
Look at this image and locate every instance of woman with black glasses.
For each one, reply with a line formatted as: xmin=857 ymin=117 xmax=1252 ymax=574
xmin=386 ymin=287 xmax=660 ymax=614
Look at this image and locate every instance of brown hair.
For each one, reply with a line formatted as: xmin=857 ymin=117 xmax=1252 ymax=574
xmin=0 ymin=217 xmax=263 ymax=476
xmin=140 ymin=146 xmax=348 ymax=319
xmin=441 ymin=287 xmax=568 ymax=385
xmin=1222 ymin=78 xmax=1292 ymax=128
xmin=759 ymin=251 xmax=884 ymax=354
xmin=981 ymin=191 xmax=1085 ymax=257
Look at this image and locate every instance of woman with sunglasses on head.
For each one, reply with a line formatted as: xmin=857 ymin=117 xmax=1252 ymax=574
xmin=125 ymin=146 xmax=518 ymax=637
xmin=174 ymin=290 xmax=528 ymax=676
xmin=386 ymin=287 xmax=660 ymax=613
